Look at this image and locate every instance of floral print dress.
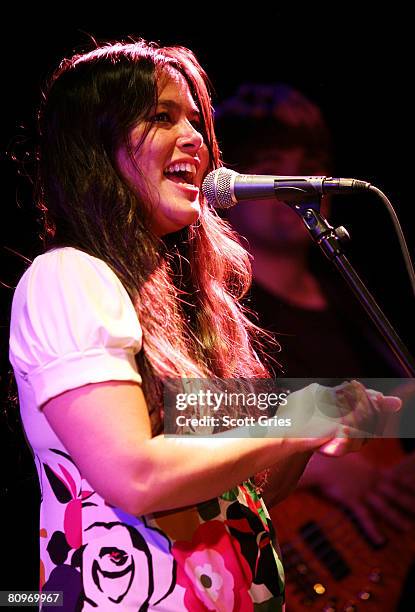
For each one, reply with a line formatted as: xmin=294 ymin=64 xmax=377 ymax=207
xmin=9 ymin=247 xmax=285 ymax=611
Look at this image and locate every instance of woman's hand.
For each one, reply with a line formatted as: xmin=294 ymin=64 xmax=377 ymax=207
xmin=314 ymin=380 xmax=401 ymax=456
xmin=257 ymin=380 xmax=402 ymax=509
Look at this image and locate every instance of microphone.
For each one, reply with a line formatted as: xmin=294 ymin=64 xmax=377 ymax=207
xmin=202 ymin=167 xmax=371 ymax=209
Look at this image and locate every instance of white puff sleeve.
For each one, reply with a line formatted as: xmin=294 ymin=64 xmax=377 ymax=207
xmin=9 ymin=247 xmax=143 ymax=409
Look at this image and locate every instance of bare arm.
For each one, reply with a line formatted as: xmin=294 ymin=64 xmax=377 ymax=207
xmin=261 ymin=450 xmax=314 ymax=507
xmin=42 ymin=380 xmax=325 ymax=515
xmin=43 ymin=379 xmax=401 ymax=516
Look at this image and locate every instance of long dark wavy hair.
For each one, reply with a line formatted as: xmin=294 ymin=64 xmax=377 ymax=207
xmin=36 ymin=39 xmax=271 ymax=434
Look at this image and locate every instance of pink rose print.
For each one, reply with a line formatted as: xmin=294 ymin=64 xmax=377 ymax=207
xmin=75 ymin=521 xmax=154 ymax=610
xmin=43 ymin=457 xmax=94 ymax=549
xmin=172 ymin=520 xmax=253 ymax=611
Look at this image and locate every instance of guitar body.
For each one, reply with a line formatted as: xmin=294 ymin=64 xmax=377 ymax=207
xmin=270 ymin=439 xmax=415 ymax=610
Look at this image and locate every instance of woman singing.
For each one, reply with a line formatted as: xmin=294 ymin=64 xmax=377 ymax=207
xmin=9 ymin=39 xmax=400 ymax=610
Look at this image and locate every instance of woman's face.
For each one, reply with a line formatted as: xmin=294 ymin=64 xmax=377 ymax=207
xmin=117 ymin=69 xmax=209 ymax=235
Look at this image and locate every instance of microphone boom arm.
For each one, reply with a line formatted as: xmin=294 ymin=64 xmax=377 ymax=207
xmin=288 ymin=197 xmax=415 ymax=377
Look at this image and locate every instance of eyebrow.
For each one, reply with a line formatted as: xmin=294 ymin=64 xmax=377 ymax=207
xmin=157 ymin=99 xmax=201 ymax=119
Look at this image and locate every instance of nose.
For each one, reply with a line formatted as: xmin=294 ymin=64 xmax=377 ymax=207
xmin=176 ymin=119 xmax=204 ymax=152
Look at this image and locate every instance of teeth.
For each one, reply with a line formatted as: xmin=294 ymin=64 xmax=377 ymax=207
xmin=164 ymin=162 xmax=197 ymax=175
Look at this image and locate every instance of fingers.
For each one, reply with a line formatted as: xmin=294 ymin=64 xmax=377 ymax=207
xmin=376 ymin=395 xmax=402 ymax=412
xmin=348 ymin=502 xmax=386 ymax=546
xmin=310 ymin=381 xmax=401 ymax=444
xmin=376 ymin=479 xmax=415 ymax=515
xmin=359 ymin=386 xmax=401 ymax=413
xmin=318 ymin=438 xmax=345 ymax=456
xmin=365 ymin=490 xmax=413 ymax=531
xmin=350 ymin=382 xmax=401 ymax=412
xmin=318 ymin=435 xmax=367 ymax=457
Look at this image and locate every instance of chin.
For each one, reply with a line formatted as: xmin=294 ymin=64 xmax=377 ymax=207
xmin=155 ymin=205 xmax=201 ymax=236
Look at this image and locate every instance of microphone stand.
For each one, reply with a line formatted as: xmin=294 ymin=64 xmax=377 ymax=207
xmin=288 ymin=197 xmax=415 ymax=377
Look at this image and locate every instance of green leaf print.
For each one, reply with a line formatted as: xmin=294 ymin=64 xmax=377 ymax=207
xmin=220 ymin=487 xmax=239 ymax=501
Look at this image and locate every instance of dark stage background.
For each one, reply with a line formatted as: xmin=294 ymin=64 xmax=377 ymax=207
xmin=1 ymin=12 xmax=414 ymax=598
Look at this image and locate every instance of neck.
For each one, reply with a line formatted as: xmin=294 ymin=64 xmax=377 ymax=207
xmin=250 ymin=243 xmax=328 ymax=310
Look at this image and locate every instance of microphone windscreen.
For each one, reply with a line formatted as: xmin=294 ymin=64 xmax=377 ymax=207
xmin=202 ymin=168 xmax=238 ymax=209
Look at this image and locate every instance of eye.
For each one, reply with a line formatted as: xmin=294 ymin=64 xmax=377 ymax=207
xmin=151 ymin=112 xmax=172 ymax=124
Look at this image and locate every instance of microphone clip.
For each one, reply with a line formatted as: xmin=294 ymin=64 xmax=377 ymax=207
xmin=289 ymin=199 xmax=349 ymax=260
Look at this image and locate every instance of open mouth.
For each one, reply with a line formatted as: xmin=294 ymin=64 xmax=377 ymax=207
xmin=163 ymin=162 xmax=198 ymax=187
xmin=164 ymin=171 xmax=195 ymax=186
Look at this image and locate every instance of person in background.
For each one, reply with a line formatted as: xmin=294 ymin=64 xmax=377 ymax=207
xmin=215 ymin=82 xmax=415 ymax=550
